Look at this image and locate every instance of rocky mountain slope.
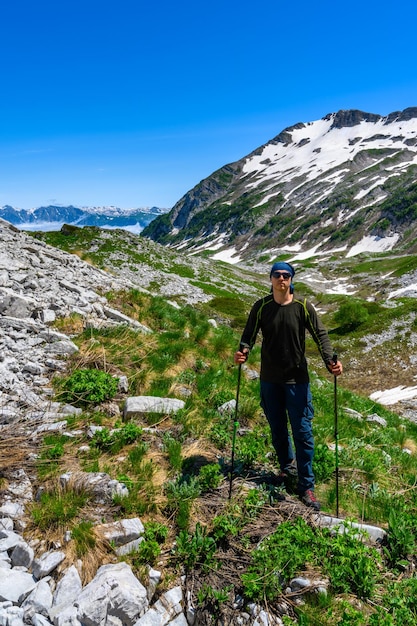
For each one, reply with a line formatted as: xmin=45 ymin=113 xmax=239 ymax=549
xmin=142 ymin=108 xmax=417 ymax=262
xmin=1 ymin=219 xmax=417 ymax=625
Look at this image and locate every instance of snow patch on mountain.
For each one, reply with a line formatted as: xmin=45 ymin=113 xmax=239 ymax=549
xmin=242 ymin=114 xmax=417 ymax=206
xmin=346 ymin=234 xmax=400 ymax=257
xmin=370 ymin=386 xmax=417 ymax=405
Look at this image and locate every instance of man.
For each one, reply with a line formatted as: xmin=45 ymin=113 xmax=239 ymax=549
xmin=234 ymin=262 xmax=342 ymax=510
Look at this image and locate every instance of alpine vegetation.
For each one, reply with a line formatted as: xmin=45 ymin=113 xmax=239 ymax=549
xmin=1 ymin=217 xmax=416 ymax=625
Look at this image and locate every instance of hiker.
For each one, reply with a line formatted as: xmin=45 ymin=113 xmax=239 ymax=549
xmin=234 ymin=262 xmax=342 ymax=511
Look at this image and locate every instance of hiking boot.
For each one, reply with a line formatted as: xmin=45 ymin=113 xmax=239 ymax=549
xmin=300 ymin=489 xmax=320 ymax=511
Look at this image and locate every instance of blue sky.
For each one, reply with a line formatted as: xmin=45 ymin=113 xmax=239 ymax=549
xmin=1 ymin=0 xmax=417 ymax=211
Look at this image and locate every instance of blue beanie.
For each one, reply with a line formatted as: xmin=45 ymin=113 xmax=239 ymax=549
xmin=270 ymin=262 xmax=295 ymax=278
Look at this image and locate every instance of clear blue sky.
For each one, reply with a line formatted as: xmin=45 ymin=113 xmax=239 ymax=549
xmin=1 ymin=0 xmax=417 ymax=210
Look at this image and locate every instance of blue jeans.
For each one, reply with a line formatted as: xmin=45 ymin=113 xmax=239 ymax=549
xmin=260 ymin=380 xmax=315 ymax=492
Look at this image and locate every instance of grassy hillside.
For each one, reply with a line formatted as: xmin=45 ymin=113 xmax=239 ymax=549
xmin=28 ymin=226 xmax=417 ymax=625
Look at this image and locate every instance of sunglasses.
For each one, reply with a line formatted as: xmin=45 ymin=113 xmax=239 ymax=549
xmin=272 ymin=271 xmax=292 ymax=280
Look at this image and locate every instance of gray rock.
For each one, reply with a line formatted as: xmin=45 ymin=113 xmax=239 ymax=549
xmin=96 ymin=518 xmax=145 ymax=547
xmin=217 ymin=399 xmax=236 ymax=415
xmin=0 ymin=568 xmax=37 ymax=603
xmin=366 ymin=413 xmax=387 ymax=427
xmin=50 ymin=566 xmax=82 ymax=619
xmin=0 ymin=603 xmax=25 ymax=626
xmin=114 ymin=538 xmax=144 ymax=556
xmin=59 ymin=471 xmax=129 ymax=503
xmin=0 ymin=531 xmax=26 ymax=552
xmin=74 ymin=562 xmax=148 ymax=626
xmin=21 ymin=578 xmax=53 ymax=617
xmin=32 ymin=613 xmax=54 ymax=626
xmin=32 ymin=551 xmax=66 ymax=580
xmin=123 ymin=397 xmax=185 ymax=420
xmin=0 ymin=519 xmax=14 ymax=532
xmin=11 ymin=542 xmax=34 ymax=568
xmin=342 ymin=407 xmax=363 ymax=420
xmin=318 ymin=515 xmax=386 ymax=543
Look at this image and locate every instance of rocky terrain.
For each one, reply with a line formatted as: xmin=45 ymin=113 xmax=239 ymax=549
xmin=0 ymin=219 xmax=207 ymax=625
xmin=0 ymin=218 xmax=416 ymax=625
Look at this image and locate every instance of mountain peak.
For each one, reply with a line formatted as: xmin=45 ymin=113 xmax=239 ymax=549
xmin=142 ymin=106 xmax=417 ymax=262
xmin=324 ymin=109 xmax=382 ymax=129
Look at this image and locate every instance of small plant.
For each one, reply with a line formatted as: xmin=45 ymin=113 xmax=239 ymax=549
xmin=243 ymin=487 xmax=268 ymax=519
xmin=40 ymin=434 xmax=69 ymax=460
xmin=127 ymin=442 xmax=150 ymax=472
xmin=175 ymin=522 xmax=217 ymax=572
xmin=165 ymin=476 xmax=201 ymax=530
xmin=211 ymin=505 xmax=244 ymax=542
xmin=71 ymin=520 xmax=96 ymax=556
xmin=59 ymin=368 xmax=118 ymax=407
xmin=131 ymin=522 xmax=169 ymax=567
xmin=134 ymin=539 xmax=160 ymax=566
xmin=198 ymin=463 xmax=223 ymax=492
xmin=313 ymin=443 xmax=335 ymax=482
xmin=91 ymin=423 xmax=144 ymax=454
xmin=376 ymin=577 xmax=417 ymax=625
xmin=91 ymin=427 xmax=114 ymax=451
xmin=114 ymin=481 xmax=157 ymax=516
xmin=31 ymin=489 xmax=89 ymax=530
xmin=237 ymin=430 xmax=269 ymax=468
xmin=384 ymin=507 xmax=416 ymax=568
xmin=114 ymin=422 xmax=143 ymax=447
xmin=143 ymin=521 xmax=169 ymax=544
xmin=163 ymin=434 xmax=183 ymax=472
xmin=208 ymin=413 xmax=233 ymax=450
xmin=196 ymin=583 xmax=232 ymax=617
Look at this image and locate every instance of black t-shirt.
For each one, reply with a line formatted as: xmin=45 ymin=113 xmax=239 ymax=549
xmin=240 ymin=294 xmax=333 ymax=383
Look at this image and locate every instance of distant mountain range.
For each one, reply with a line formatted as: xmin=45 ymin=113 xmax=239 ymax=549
xmin=142 ymin=107 xmax=417 ymax=261
xmin=0 ymin=205 xmax=168 ymax=233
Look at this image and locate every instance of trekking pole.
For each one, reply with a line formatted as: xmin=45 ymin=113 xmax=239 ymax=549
xmin=332 ymin=353 xmax=339 ymax=518
xmin=228 ymin=362 xmax=241 ymax=501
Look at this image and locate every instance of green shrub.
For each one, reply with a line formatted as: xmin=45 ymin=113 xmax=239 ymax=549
xmin=60 ymin=369 xmax=118 ymax=407
xmin=198 ymin=463 xmax=223 ymax=491
xmin=319 ymin=527 xmax=381 ymax=598
xmin=242 ymin=518 xmax=315 ymax=601
xmin=334 ymin=301 xmax=369 ymax=330
xmin=242 ymin=519 xmax=381 ymax=602
xmin=175 ymin=522 xmax=217 ymax=572
xmin=237 ymin=430 xmax=269 ymax=468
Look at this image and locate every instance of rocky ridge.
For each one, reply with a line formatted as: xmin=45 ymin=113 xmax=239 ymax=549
xmin=142 ymin=107 xmax=417 ymax=261
xmin=0 ymin=219 xmax=411 ymax=625
xmin=0 ymin=219 xmax=206 ymax=626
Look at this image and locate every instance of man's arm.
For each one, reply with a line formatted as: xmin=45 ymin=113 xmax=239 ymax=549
xmin=305 ymin=301 xmax=342 ymax=375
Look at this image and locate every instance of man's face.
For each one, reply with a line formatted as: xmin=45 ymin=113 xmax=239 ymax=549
xmin=270 ymin=270 xmax=292 ymax=289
